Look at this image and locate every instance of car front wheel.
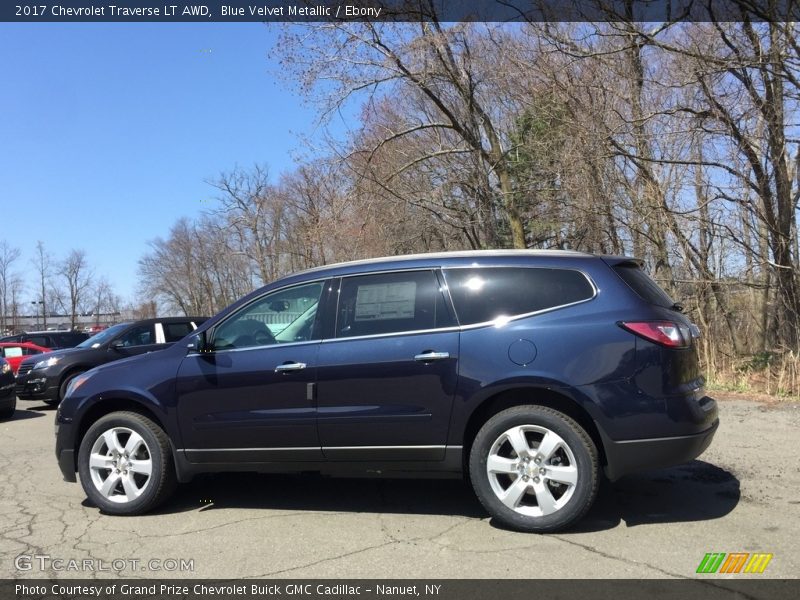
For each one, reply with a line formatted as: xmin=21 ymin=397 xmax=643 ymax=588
xmin=77 ymin=411 xmax=176 ymax=515
xmin=469 ymin=405 xmax=599 ymax=532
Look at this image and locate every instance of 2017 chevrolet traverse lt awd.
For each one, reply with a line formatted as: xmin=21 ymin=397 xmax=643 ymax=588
xmin=55 ymin=251 xmax=717 ymax=532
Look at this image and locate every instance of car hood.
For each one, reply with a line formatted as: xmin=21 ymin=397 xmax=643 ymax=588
xmin=19 ymin=347 xmax=83 ymax=367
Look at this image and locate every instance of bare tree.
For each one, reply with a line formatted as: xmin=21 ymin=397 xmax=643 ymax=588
xmin=277 ymin=23 xmax=534 ymax=248
xmin=0 ymin=241 xmax=21 ymax=333
xmin=59 ymin=249 xmax=93 ymax=330
xmin=31 ymin=241 xmax=51 ymax=329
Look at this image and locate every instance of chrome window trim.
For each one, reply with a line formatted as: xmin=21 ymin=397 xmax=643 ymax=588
xmin=320 ymin=326 xmax=460 ymax=345
xmin=188 ymin=338 xmax=321 ymax=356
xmin=194 ymin=264 xmax=598 ymax=352
xmin=441 ymin=265 xmax=598 ymax=331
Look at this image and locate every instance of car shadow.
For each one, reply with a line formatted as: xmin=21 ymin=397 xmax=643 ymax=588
xmin=153 ymin=474 xmax=486 ymax=518
xmin=558 ymin=460 xmax=741 ymax=533
xmin=18 ymin=402 xmax=57 ymax=412
xmin=141 ymin=459 xmax=739 ymax=531
xmin=4 ymin=407 xmax=47 ymax=421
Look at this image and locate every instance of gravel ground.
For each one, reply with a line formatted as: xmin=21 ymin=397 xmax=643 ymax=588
xmin=1 ymin=397 xmax=797 ymax=579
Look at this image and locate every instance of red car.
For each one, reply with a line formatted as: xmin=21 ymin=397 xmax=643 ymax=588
xmin=0 ymin=342 xmax=51 ymax=374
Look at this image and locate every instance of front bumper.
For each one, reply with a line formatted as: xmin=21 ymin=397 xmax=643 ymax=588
xmin=15 ymin=374 xmax=59 ymax=402
xmin=602 ymin=417 xmax=719 ymax=481
xmin=55 ymin=419 xmax=77 ymax=482
xmin=57 ymin=448 xmax=77 ymax=482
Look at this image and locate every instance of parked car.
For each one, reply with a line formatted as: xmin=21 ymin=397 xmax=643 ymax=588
xmin=55 ymin=251 xmax=717 ymax=531
xmin=0 ymin=342 xmax=51 ymax=374
xmin=16 ymin=317 xmax=206 ymax=406
xmin=0 ymin=331 xmax=88 ymax=349
xmin=0 ymin=357 xmax=14 ymax=419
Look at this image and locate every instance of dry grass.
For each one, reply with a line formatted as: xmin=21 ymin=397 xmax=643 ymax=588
xmin=702 ymin=342 xmax=800 ymax=400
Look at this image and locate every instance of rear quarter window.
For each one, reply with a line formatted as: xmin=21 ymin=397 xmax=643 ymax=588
xmin=613 ymin=264 xmax=675 ymax=308
xmin=443 ymin=267 xmax=595 ymax=326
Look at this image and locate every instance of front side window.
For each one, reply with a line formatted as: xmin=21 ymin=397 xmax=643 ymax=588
xmin=214 ymin=281 xmax=324 ymax=350
xmin=336 ymin=270 xmax=454 ymax=338
xmin=444 ymin=267 xmax=595 ymax=326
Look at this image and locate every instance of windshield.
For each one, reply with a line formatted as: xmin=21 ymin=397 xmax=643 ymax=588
xmin=76 ymin=323 xmax=130 ymax=349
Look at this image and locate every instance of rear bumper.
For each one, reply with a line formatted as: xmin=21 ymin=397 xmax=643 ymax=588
xmin=602 ymin=418 xmax=719 ymax=481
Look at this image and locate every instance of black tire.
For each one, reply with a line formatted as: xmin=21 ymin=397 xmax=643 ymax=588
xmin=78 ymin=411 xmax=177 ymax=515
xmin=0 ymin=397 xmax=15 ymax=420
xmin=469 ymin=405 xmax=599 ymax=533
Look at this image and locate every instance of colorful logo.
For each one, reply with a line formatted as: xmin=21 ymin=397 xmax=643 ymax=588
xmin=696 ymin=552 xmax=773 ymax=574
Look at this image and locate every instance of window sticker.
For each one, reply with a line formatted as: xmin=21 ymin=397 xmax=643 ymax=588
xmin=354 ymin=281 xmax=417 ymax=321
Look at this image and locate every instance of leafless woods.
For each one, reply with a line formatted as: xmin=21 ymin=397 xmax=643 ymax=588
xmin=138 ymin=12 xmax=800 ymax=393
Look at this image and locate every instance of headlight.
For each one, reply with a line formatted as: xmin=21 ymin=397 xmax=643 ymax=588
xmin=33 ymin=356 xmax=60 ymax=370
xmin=65 ymin=373 xmax=91 ymax=397
xmin=0 ymin=362 xmax=10 ymax=374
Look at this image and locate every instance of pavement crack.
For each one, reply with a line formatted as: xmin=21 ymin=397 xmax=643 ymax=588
xmin=245 ymin=540 xmax=399 ymax=578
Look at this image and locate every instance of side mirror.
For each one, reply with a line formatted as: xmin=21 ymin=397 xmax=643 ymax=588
xmin=110 ymin=340 xmax=125 ymax=351
xmin=188 ymin=330 xmax=211 ymax=353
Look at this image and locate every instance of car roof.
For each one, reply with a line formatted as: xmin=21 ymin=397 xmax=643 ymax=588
xmin=23 ymin=330 xmax=86 ymax=335
xmin=273 ymin=249 xmax=641 ymax=286
xmin=293 ymin=250 xmax=593 ymax=277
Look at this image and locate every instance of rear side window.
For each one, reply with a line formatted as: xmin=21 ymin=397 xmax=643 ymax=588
xmin=164 ymin=322 xmax=194 ymax=342
xmin=613 ymin=264 xmax=675 ymax=308
xmin=26 ymin=336 xmax=49 ymax=347
xmin=444 ymin=267 xmax=595 ymax=326
xmin=336 ymin=270 xmax=454 ymax=338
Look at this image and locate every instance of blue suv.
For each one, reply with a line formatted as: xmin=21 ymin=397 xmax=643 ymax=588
xmin=55 ymin=250 xmax=718 ymax=531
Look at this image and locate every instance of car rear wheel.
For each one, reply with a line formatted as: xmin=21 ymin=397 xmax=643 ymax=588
xmin=469 ymin=405 xmax=599 ymax=532
xmin=78 ymin=411 xmax=177 ymax=515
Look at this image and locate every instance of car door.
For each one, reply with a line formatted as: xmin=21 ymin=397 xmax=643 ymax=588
xmin=175 ymin=280 xmax=331 ymax=462
xmin=315 ymin=269 xmax=459 ymax=461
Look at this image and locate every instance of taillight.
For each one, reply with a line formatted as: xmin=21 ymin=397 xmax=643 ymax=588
xmin=619 ymin=321 xmax=691 ymax=348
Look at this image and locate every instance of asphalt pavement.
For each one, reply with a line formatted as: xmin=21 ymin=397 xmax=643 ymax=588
xmin=1 ymin=398 xmax=797 ymax=579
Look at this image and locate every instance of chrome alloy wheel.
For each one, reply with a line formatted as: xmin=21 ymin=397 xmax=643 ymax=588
xmin=88 ymin=427 xmax=153 ymax=504
xmin=486 ymin=425 xmax=578 ymax=517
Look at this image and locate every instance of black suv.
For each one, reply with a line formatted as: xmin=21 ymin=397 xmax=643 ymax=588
xmin=55 ymin=251 xmax=717 ymax=532
xmin=17 ymin=317 xmax=206 ymax=406
xmin=0 ymin=331 xmax=89 ymax=349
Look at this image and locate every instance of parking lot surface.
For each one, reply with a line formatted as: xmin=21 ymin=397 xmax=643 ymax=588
xmin=1 ymin=398 xmax=798 ymax=579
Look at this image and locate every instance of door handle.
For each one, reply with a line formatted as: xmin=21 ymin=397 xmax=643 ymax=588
xmin=414 ymin=351 xmax=450 ymax=362
xmin=275 ymin=362 xmax=307 ymax=373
